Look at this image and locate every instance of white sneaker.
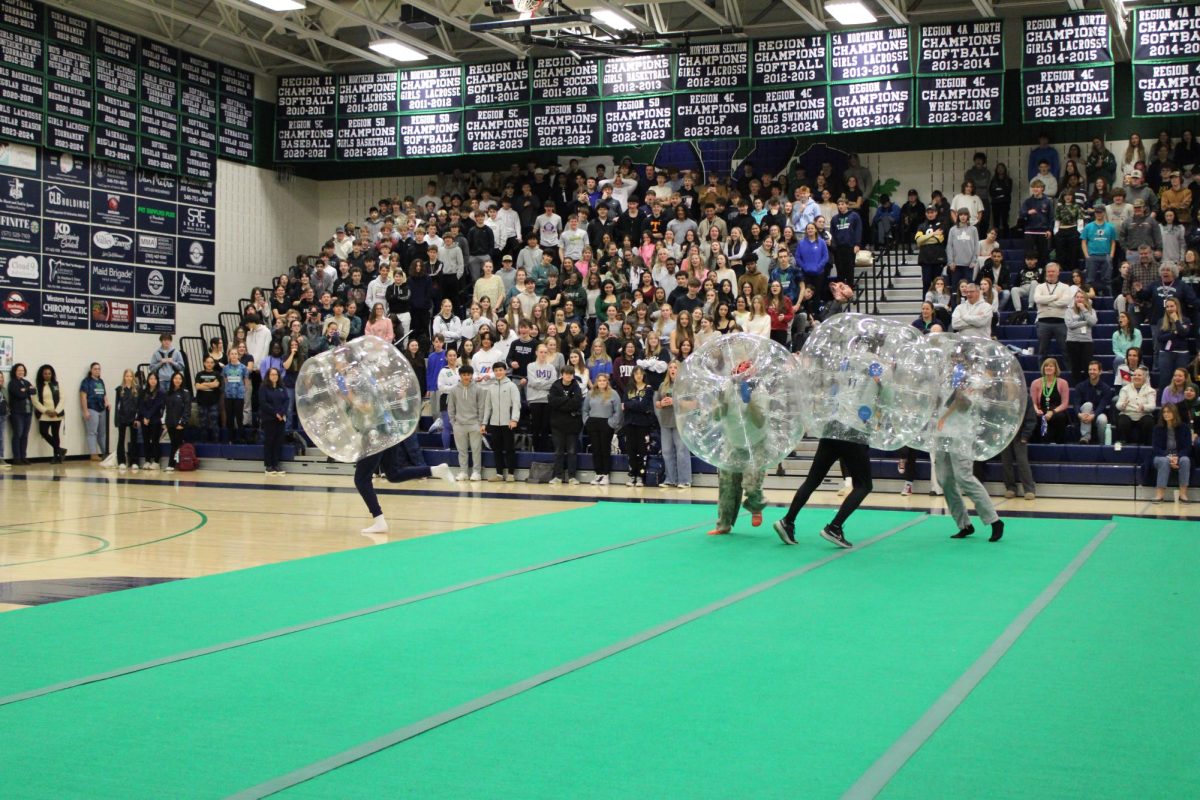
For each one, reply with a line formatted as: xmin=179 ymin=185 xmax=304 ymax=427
xmin=900 ymin=481 xmax=913 ymax=497
xmin=677 ymin=483 xmax=690 ymax=489
xmin=469 ymin=471 xmax=481 ymax=481
xmin=275 ymin=470 xmax=287 ymax=476
xmin=164 ymin=465 xmax=175 ymax=473
xmin=634 ymin=478 xmax=644 ymax=487
xmin=568 ymin=477 xmax=580 ymax=485
xmin=431 ymin=463 xmax=457 ymax=483
xmin=131 ymin=464 xmax=139 ymax=472
xmin=505 ymin=474 xmax=515 ymax=482
xmin=455 ymin=471 xmax=468 ymax=481
xmin=659 ymin=481 xmax=675 ymax=489
xmin=597 ymin=475 xmax=609 ymax=485
xmin=548 ymin=477 xmax=562 ymax=485
xmin=265 ymin=469 xmax=273 ymax=475
xmin=362 ymin=515 xmax=388 ymax=534
xmin=837 ymin=477 xmax=852 ymax=496
xmin=626 ymin=476 xmax=638 ymax=487
xmin=118 ymin=464 xmax=127 ymax=472
xmin=147 ymin=463 xmax=159 ymax=471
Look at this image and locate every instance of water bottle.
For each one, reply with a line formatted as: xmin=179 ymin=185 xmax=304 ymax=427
xmin=1104 ymin=426 xmax=1112 ymax=446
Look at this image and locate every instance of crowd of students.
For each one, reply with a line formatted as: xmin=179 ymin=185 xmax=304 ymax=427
xmin=3 ymin=134 xmax=1196 ymax=498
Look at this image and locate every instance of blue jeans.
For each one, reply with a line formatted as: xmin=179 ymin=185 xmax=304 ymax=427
xmin=659 ymin=426 xmax=692 ymax=485
xmin=10 ymin=413 xmax=30 ymax=460
xmin=199 ymin=404 xmax=220 ymax=442
xmin=1085 ymin=255 xmax=1112 ymax=294
xmin=1154 ymin=455 xmax=1190 ymax=489
xmin=1157 ymin=350 xmax=1191 ymax=390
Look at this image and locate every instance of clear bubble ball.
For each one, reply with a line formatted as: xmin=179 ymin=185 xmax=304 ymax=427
xmin=673 ymin=333 xmax=806 ymax=472
xmin=908 ymin=332 xmax=1028 ymax=461
xmin=795 ymin=313 xmax=943 ymax=450
xmin=295 ymin=335 xmax=422 ymax=463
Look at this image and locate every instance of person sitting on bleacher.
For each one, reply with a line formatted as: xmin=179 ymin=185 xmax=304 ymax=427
xmin=1009 ymin=254 xmax=1042 ymax=318
xmin=1030 ymin=358 xmax=1070 ymax=443
xmin=1074 ymin=360 xmax=1113 ymax=445
xmin=1115 ymin=366 xmax=1157 ymax=444
xmin=1151 ymin=402 xmax=1191 ymax=504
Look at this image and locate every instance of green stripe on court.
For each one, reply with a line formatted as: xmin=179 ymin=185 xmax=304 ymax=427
xmin=267 ymin=518 xmax=1109 ymax=799
xmin=0 ymin=508 xmax=919 ymax=798
xmin=0 ymin=502 xmax=712 ymax=699
xmin=877 ymin=517 xmax=1200 ymax=799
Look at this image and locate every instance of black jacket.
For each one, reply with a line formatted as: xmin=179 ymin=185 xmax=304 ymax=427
xmin=165 ymin=389 xmax=192 ymax=428
xmin=114 ymin=386 xmax=139 ymax=426
xmin=261 ymin=385 xmax=289 ymax=419
xmin=621 ymin=385 xmax=656 ymax=428
xmin=548 ymin=379 xmax=584 ymax=434
xmin=138 ymin=389 xmax=165 ymax=425
xmin=7 ymin=378 xmax=33 ymax=415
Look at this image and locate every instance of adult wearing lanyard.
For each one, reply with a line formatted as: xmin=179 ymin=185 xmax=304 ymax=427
xmin=1033 ymin=262 xmax=1076 ymax=376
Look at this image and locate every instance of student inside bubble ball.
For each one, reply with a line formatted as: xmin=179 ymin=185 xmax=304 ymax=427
xmin=706 ymin=358 xmax=769 ymax=537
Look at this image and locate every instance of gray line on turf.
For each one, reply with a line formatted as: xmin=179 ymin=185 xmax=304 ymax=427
xmin=841 ymin=520 xmax=1118 ymax=800
xmin=225 ymin=513 xmax=931 ymax=800
xmin=0 ymin=520 xmax=710 ymax=709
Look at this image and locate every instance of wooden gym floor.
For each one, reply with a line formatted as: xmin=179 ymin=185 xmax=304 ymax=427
xmin=0 ymin=462 xmax=1195 ymax=611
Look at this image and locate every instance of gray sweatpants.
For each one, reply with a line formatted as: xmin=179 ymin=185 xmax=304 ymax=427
xmin=453 ymin=424 xmax=483 ymax=473
xmin=934 ymin=450 xmax=998 ymax=528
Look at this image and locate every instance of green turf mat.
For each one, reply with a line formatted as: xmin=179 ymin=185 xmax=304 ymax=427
xmin=0 ymin=508 xmax=920 ymax=798
xmin=0 ymin=502 xmax=714 ymax=699
xmin=877 ymin=518 xmax=1200 ymax=800
xmin=271 ymin=517 xmax=1108 ymax=799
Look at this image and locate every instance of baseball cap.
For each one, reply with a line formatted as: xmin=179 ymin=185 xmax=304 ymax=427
xmin=1132 ymin=199 xmax=1146 ymax=208
xmin=335 ymin=226 xmax=345 ymax=233
xmin=502 ymin=254 xmax=513 ymax=262
xmin=1130 ymin=169 xmax=1144 ymax=179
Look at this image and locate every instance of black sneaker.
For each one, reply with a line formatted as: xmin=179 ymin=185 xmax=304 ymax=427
xmin=951 ymin=524 xmax=976 ymax=539
xmin=989 ymin=520 xmax=1005 ymax=542
xmin=820 ymin=524 xmax=853 ymax=548
xmin=773 ymin=519 xmax=797 ymax=545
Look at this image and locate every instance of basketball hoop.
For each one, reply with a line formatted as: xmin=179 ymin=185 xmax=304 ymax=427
xmin=512 ymin=0 xmax=544 ymax=19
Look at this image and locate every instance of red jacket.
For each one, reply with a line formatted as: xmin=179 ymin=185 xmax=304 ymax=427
xmin=767 ymin=297 xmax=795 ymax=331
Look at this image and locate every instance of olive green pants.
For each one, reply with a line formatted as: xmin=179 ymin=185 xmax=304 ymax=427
xmin=715 ymin=469 xmax=767 ymax=532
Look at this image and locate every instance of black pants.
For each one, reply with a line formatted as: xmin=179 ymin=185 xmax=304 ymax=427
xmin=1054 ymin=229 xmax=1081 ymax=271
xmin=488 ymin=424 xmax=517 ymax=475
xmin=143 ymin=421 xmax=162 ymax=464
xmin=529 ymin=402 xmax=550 ymax=452
xmin=263 ymin=417 xmax=284 ymax=470
xmin=1065 ymin=341 xmax=1094 ymax=385
xmin=992 ymin=201 xmax=1010 ymax=237
xmin=225 ymin=398 xmax=244 ymax=441
xmin=587 ymin=419 xmax=613 ymax=475
xmin=770 ymin=329 xmax=789 ymax=347
xmin=833 ymin=244 xmax=855 ymax=285
xmin=1116 ymin=414 xmax=1154 ymax=445
xmin=38 ymin=421 xmax=61 ymax=456
xmin=1033 ymin=412 xmax=1068 ymax=443
xmin=116 ymin=423 xmax=136 ymax=466
xmin=552 ymin=428 xmax=578 ymax=479
xmin=411 ymin=308 xmax=431 ymax=344
xmin=784 ymin=438 xmax=873 ymax=528
xmin=920 ymin=260 xmax=944 ymax=294
xmin=625 ymin=423 xmax=653 ymax=478
xmin=354 ymin=444 xmax=432 ymax=518
xmin=1024 ymin=231 xmax=1050 ymax=267
xmin=167 ymin=426 xmax=184 ymax=465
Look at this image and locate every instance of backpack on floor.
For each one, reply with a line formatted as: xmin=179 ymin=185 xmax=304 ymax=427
xmin=526 ymin=461 xmax=554 ymax=483
xmin=176 ymin=443 xmax=199 ymax=471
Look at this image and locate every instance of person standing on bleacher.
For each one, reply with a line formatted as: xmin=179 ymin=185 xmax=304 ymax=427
xmin=1033 ymin=263 xmax=1077 ymax=373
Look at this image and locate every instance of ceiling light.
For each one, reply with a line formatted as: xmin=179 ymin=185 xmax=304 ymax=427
xmin=368 ymin=39 xmax=429 ymax=62
xmin=246 ymin=0 xmax=306 ymax=11
xmin=825 ymin=2 xmax=876 ymax=25
xmin=591 ymin=9 xmax=637 ymax=31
